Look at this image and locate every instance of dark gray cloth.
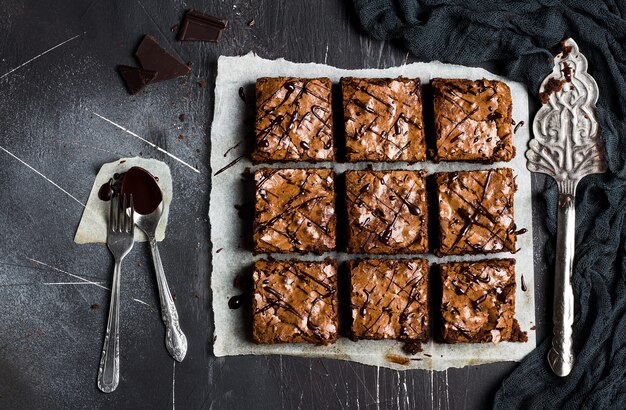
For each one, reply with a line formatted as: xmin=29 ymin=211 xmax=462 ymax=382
xmin=352 ymin=0 xmax=626 ymax=408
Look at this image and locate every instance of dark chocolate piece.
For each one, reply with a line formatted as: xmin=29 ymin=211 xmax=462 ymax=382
xmin=252 ymin=259 xmax=338 ymax=345
xmin=432 ymin=78 xmax=514 ymax=163
xmin=117 ymin=65 xmax=157 ymax=95
xmin=349 ymin=258 xmax=428 ymax=341
xmin=341 ymin=77 xmax=426 ymax=162
xmin=436 ymin=168 xmax=516 ymax=255
xmin=135 ymin=35 xmax=191 ymax=83
xmin=177 ymin=10 xmax=228 ymax=42
xmin=253 ymin=77 xmax=334 ymax=162
xmin=439 ymin=259 xmax=527 ymax=343
xmin=345 ymin=169 xmax=428 ymax=254
xmin=254 ymin=168 xmax=336 ymax=253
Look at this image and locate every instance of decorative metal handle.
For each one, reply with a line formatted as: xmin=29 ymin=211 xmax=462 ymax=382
xmin=547 ymin=192 xmax=576 ymax=377
xmin=97 ymin=259 xmax=122 ymax=393
xmin=149 ymin=237 xmax=188 ymax=362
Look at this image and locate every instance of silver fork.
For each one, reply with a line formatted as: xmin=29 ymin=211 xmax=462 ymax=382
xmin=97 ymin=194 xmax=134 ymax=393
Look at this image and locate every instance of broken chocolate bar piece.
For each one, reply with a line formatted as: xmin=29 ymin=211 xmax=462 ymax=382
xmin=135 ymin=35 xmax=191 ymax=83
xmin=117 ymin=65 xmax=157 ymax=95
xmin=178 ymin=10 xmax=228 ymax=42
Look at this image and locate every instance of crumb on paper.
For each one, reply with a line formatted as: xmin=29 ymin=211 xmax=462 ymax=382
xmin=385 ymin=354 xmax=410 ymax=366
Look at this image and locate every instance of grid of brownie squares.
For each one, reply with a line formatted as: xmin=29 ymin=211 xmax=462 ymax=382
xmin=345 ymin=169 xmax=428 ymax=254
xmin=439 ymin=259 xmax=527 ymax=343
xmin=252 ymin=259 xmax=338 ymax=345
xmin=349 ymin=258 xmax=428 ymax=341
xmin=249 ymin=76 xmax=525 ymax=347
xmin=431 ymin=78 xmax=514 ymax=163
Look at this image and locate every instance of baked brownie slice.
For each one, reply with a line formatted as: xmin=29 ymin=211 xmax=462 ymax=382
xmin=252 ymin=259 xmax=338 ymax=345
xmin=254 ymin=168 xmax=336 ymax=253
xmin=349 ymin=258 xmax=428 ymax=341
xmin=342 ymin=77 xmax=426 ymax=162
xmin=253 ymin=77 xmax=334 ymax=162
xmin=345 ymin=170 xmax=428 ymax=254
xmin=432 ymin=78 xmax=514 ymax=163
xmin=436 ymin=168 xmax=516 ymax=255
xmin=439 ymin=259 xmax=527 ymax=343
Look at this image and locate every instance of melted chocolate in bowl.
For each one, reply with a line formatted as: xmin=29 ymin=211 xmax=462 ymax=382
xmin=98 ymin=166 xmax=162 ymax=215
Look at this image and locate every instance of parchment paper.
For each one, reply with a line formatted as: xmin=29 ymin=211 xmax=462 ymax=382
xmin=210 ymin=53 xmax=536 ymax=370
xmin=74 ymin=157 xmax=172 ymax=243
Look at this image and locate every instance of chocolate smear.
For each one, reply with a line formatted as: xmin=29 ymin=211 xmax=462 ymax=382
xmin=120 ymin=167 xmax=163 ymax=215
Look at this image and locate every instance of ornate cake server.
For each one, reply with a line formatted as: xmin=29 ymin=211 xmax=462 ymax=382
xmin=526 ymin=38 xmax=607 ymax=377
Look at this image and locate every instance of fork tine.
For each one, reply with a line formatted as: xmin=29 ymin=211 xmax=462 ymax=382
xmin=121 ymin=194 xmax=128 ymax=233
xmin=129 ymin=194 xmax=135 ymax=235
xmin=109 ymin=196 xmax=118 ymax=233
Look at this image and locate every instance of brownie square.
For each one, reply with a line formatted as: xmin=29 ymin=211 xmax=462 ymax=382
xmin=432 ymin=78 xmax=514 ymax=163
xmin=436 ymin=168 xmax=516 ymax=255
xmin=342 ymin=77 xmax=426 ymax=162
xmin=349 ymin=258 xmax=428 ymax=341
xmin=252 ymin=259 xmax=338 ymax=345
xmin=345 ymin=169 xmax=428 ymax=254
xmin=253 ymin=77 xmax=334 ymax=162
xmin=254 ymin=168 xmax=336 ymax=253
xmin=439 ymin=259 xmax=527 ymax=343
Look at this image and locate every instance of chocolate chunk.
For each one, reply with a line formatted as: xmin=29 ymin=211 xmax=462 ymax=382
xmin=177 ymin=10 xmax=228 ymax=42
xmin=117 ymin=65 xmax=157 ymax=94
xmin=135 ymin=35 xmax=191 ymax=83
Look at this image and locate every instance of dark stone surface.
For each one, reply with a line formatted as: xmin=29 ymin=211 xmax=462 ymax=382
xmin=0 ymin=0 xmax=548 ymax=408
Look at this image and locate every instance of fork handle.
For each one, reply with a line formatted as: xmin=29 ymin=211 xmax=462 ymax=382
xmin=97 ymin=258 xmax=122 ymax=393
xmin=548 ymin=193 xmax=576 ymax=377
xmin=149 ymin=237 xmax=188 ymax=362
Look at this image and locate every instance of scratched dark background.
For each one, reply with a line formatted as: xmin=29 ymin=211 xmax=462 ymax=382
xmin=0 ymin=0 xmax=550 ymax=408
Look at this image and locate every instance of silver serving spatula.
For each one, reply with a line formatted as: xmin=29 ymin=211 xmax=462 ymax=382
xmin=526 ymin=38 xmax=607 ymax=377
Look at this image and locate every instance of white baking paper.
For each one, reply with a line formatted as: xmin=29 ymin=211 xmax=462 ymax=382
xmin=210 ymin=53 xmax=535 ymax=370
xmin=74 ymin=157 xmax=172 ymax=243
